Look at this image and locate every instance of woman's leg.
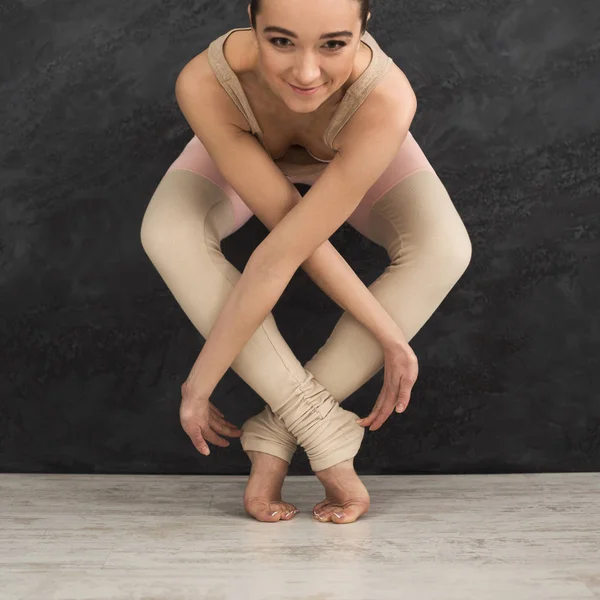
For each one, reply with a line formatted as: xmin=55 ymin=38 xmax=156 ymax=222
xmin=306 ymin=168 xmax=472 ymax=399
xmin=140 ymin=137 xmax=363 ymax=474
xmin=244 ymin=132 xmax=472 ymax=462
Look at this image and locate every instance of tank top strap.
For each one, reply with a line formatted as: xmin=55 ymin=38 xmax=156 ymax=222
xmin=207 ymin=27 xmax=266 ymax=146
xmin=323 ymin=30 xmax=393 ymax=150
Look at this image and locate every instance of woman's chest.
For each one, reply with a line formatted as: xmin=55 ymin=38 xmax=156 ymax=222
xmin=219 ymin=28 xmax=377 ymax=164
xmin=243 ymin=86 xmax=339 ymax=163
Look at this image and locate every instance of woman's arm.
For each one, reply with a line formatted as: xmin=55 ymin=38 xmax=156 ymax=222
xmin=184 ymin=253 xmax=301 ymax=399
xmin=185 ymin=242 xmax=406 ymax=402
xmin=254 ymin=182 xmax=408 ymax=350
xmin=300 ymin=238 xmax=406 ymax=347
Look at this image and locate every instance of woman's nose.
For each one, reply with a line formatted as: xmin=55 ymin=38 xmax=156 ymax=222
xmin=292 ymin=55 xmax=321 ymax=83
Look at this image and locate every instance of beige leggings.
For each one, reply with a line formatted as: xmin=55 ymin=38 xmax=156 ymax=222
xmin=140 ymin=168 xmax=472 ymax=471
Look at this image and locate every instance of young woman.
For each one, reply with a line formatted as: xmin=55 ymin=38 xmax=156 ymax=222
xmin=141 ymin=0 xmax=472 ymax=524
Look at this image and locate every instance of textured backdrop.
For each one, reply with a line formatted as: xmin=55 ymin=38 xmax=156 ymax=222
xmin=1 ymin=0 xmax=599 ymax=474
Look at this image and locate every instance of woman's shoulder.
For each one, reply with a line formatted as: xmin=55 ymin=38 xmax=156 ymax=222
xmin=176 ymin=50 xmax=250 ymax=133
xmin=332 ymin=63 xmax=416 ymax=152
xmin=377 ymin=60 xmax=416 ymax=106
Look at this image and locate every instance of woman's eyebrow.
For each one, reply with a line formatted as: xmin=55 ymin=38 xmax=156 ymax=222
xmin=263 ymin=26 xmax=354 ymax=40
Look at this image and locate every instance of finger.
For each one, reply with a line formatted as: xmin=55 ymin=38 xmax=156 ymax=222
xmin=368 ymin=403 xmax=397 ymax=431
xmin=364 ymin=367 xmax=411 ymax=430
xmin=356 ymin=393 xmax=387 ymax=428
xmin=396 ymin=362 xmax=418 ymax=414
xmin=356 ymin=411 xmax=374 ymax=428
xmin=395 ymin=376 xmax=416 ymax=414
xmin=209 ymin=409 xmax=242 ymax=435
xmin=357 ymin=391 xmax=385 ymax=422
xmin=209 ymin=404 xmax=225 ymax=418
xmin=192 ymin=430 xmax=211 ymax=456
xmin=357 ymin=408 xmax=381 ymax=428
xmin=211 ymin=417 xmax=243 ymax=438
xmin=356 ymin=412 xmax=376 ymax=428
xmin=368 ymin=389 xmax=399 ymax=431
xmin=396 ymin=393 xmax=411 ymax=413
xmin=203 ymin=427 xmax=231 ymax=448
xmin=210 ymin=405 xmax=237 ymax=429
xmin=211 ymin=411 xmax=243 ymax=435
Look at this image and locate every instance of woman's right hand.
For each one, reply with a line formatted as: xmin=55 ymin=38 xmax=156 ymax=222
xmin=356 ymin=340 xmax=419 ymax=432
xmin=179 ymin=382 xmax=242 ymax=456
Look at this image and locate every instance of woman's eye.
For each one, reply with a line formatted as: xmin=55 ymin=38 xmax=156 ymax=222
xmin=270 ymin=38 xmax=346 ymax=51
xmin=270 ymin=38 xmax=291 ymax=48
xmin=325 ymin=41 xmax=347 ymax=51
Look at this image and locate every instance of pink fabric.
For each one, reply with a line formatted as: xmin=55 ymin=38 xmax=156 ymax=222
xmin=166 ymin=136 xmax=255 ymax=232
xmin=165 ymin=131 xmax=435 ymax=241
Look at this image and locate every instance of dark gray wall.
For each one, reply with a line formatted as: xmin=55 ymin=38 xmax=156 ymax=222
xmin=1 ymin=0 xmax=599 ymax=475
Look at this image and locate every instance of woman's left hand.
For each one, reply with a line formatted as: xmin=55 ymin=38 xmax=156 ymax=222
xmin=180 ymin=381 xmax=242 ymax=455
xmin=356 ymin=341 xmax=419 ymax=431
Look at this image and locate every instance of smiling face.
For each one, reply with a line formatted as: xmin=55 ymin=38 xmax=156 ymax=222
xmin=247 ymin=0 xmax=369 ymax=114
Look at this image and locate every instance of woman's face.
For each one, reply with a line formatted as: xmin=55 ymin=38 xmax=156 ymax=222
xmin=248 ymin=0 xmax=365 ymax=114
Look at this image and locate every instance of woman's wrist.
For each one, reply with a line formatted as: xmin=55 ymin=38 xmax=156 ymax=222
xmin=380 ymin=325 xmax=410 ymax=352
xmin=181 ymin=379 xmax=209 ymax=405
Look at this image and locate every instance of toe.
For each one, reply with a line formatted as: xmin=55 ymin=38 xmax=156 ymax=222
xmin=314 ymin=497 xmax=328 ymax=508
xmin=279 ymin=502 xmax=299 ymax=520
xmin=312 ymin=498 xmax=331 ymax=516
xmin=313 ymin=500 xmax=335 ymax=522
xmin=321 ymin=504 xmax=343 ymax=523
xmin=244 ymin=499 xmax=282 ymax=522
xmin=331 ymin=502 xmax=369 ymax=524
xmin=330 ymin=510 xmax=349 ymax=524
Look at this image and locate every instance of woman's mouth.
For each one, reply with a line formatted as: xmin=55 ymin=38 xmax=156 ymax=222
xmin=289 ymin=83 xmax=322 ymax=95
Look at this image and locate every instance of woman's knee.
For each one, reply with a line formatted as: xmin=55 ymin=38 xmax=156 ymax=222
xmin=140 ymin=173 xmax=174 ymax=259
xmin=140 ymin=170 xmax=228 ymax=260
xmin=383 ymin=170 xmax=472 ymax=277
xmin=451 ymin=227 xmax=472 ymax=274
xmin=427 ymin=218 xmax=472 ymax=277
xmin=425 ymin=180 xmax=472 ymax=277
xmin=406 ymin=212 xmax=472 ymax=289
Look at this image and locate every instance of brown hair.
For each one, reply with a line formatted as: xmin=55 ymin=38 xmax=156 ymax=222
xmin=249 ymin=0 xmax=371 ymax=36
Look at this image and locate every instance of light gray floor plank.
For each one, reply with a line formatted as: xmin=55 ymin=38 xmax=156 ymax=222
xmin=1 ymin=473 xmax=598 ymax=600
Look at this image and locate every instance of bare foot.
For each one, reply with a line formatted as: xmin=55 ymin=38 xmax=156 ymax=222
xmin=243 ymin=450 xmax=299 ymax=522
xmin=313 ymin=459 xmax=370 ymax=524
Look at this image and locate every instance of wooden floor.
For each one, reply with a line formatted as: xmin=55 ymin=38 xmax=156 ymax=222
xmin=1 ymin=472 xmax=598 ymax=599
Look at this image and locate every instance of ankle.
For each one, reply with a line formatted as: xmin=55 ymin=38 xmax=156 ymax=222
xmin=247 ymin=450 xmax=289 ymax=473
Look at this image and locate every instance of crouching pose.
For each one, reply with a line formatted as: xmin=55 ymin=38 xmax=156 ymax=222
xmin=141 ymin=0 xmax=472 ymax=524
